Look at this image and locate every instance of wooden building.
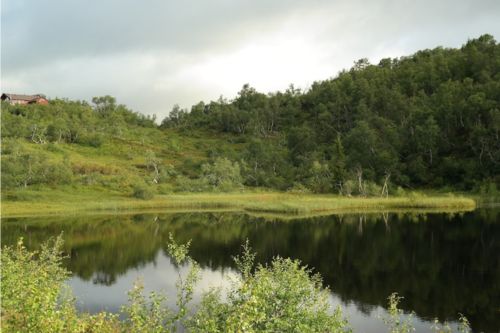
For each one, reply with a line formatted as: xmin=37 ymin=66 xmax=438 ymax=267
xmin=1 ymin=93 xmax=49 ymax=105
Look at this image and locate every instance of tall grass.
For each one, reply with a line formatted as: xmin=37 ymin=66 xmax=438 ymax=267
xmin=2 ymin=189 xmax=476 ymax=218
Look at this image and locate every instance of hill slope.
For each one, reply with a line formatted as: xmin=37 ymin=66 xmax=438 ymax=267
xmin=1 ymin=35 xmax=499 ymax=209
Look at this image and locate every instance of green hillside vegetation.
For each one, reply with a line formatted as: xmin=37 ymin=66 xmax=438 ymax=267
xmin=2 ymin=35 xmax=499 ymax=215
xmin=1 ymin=97 xmax=248 ymax=205
xmin=159 ymin=34 xmax=499 ymax=192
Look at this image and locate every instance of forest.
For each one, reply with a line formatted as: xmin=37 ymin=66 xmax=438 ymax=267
xmin=1 ymin=35 xmax=499 ymax=197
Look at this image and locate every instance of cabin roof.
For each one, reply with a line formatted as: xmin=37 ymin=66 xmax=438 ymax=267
xmin=1 ymin=93 xmax=47 ymax=101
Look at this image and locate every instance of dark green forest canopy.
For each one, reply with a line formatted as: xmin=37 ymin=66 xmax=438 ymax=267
xmin=160 ymin=34 xmax=500 ymax=190
xmin=2 ymin=35 xmax=499 ymax=192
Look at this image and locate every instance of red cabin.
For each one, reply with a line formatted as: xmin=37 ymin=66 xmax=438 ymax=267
xmin=1 ymin=93 xmax=49 ymax=105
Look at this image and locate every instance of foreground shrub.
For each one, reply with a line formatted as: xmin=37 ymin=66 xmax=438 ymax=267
xmin=188 ymin=242 xmax=349 ymax=333
xmin=382 ymin=293 xmax=471 ymax=333
xmin=1 ymin=236 xmax=75 ymax=332
xmin=0 ymin=236 xmax=120 ymax=333
xmin=121 ymin=234 xmax=200 ymax=332
xmin=1 ymin=236 xmax=473 ymax=333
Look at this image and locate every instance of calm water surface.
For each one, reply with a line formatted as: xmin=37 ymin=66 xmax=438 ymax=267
xmin=2 ymin=209 xmax=499 ymax=333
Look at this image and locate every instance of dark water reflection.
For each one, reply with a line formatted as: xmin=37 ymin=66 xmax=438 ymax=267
xmin=2 ymin=209 xmax=499 ymax=333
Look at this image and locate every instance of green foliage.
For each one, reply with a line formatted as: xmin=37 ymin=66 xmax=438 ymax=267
xmin=1 ymin=236 xmax=74 ymax=332
xmin=477 ymin=180 xmax=499 ymax=197
xmin=2 ymin=34 xmax=499 ymax=195
xmin=1 ymin=96 xmax=159 ymax=192
xmin=132 ymin=183 xmax=155 ymax=200
xmin=304 ymin=160 xmax=332 ymax=193
xmin=174 ymin=175 xmax=211 ymax=192
xmin=159 ymin=34 xmax=500 ymax=191
xmin=382 ymin=293 xmax=472 ymax=333
xmin=121 ymin=233 xmax=200 ymax=332
xmin=241 ymin=138 xmax=291 ymax=189
xmin=431 ymin=314 xmax=471 ymax=333
xmin=286 ymin=182 xmax=312 ymax=194
xmin=1 ymin=235 xmax=479 ymax=333
xmin=331 ymin=133 xmax=347 ymax=192
xmin=189 ymin=242 xmax=350 ymax=333
xmin=167 ymin=233 xmax=201 ymax=326
xmin=201 ymin=157 xmax=243 ymax=191
xmin=77 ymin=133 xmax=104 ymax=147
xmin=381 ymin=293 xmax=415 ymax=333
xmin=0 ymin=236 xmax=121 ymax=332
xmin=1 ymin=146 xmax=73 ymax=188
xmin=123 ymin=281 xmax=171 ymax=333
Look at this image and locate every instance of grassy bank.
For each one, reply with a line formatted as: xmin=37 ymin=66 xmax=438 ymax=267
xmin=1 ymin=188 xmax=476 ymax=218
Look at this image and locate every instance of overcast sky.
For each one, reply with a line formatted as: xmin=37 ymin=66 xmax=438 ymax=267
xmin=2 ymin=0 xmax=499 ymax=119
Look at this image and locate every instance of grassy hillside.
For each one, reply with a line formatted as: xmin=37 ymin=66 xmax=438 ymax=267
xmin=3 ymin=127 xmax=243 ymax=189
xmin=2 ymin=101 xmax=475 ymax=216
xmin=1 ymin=98 xmax=247 ymax=199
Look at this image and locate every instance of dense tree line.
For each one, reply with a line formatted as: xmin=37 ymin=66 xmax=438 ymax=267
xmin=161 ymin=35 xmax=500 ymax=192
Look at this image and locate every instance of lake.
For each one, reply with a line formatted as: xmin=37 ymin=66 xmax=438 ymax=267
xmin=2 ymin=208 xmax=499 ymax=332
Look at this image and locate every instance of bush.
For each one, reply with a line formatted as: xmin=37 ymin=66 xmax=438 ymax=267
xmin=81 ymin=172 xmax=102 ymax=186
xmin=1 ymin=149 xmax=73 ymax=188
xmin=478 ymin=181 xmax=499 ymax=196
xmin=158 ymin=164 xmax=177 ymax=184
xmin=382 ymin=293 xmax=471 ymax=333
xmin=305 ymin=161 xmax=332 ymax=193
xmin=45 ymin=142 xmax=64 ymax=153
xmin=1 ymin=236 xmax=121 ymax=333
xmin=365 ymin=181 xmax=382 ymax=197
xmin=188 ymin=242 xmax=349 ymax=332
xmin=287 ymin=182 xmax=311 ymax=194
xmin=132 ymin=183 xmax=155 ymax=200
xmin=45 ymin=161 xmax=73 ymax=185
xmin=77 ymin=133 xmax=104 ymax=148
xmin=201 ymin=157 xmax=243 ymax=191
xmin=174 ymin=175 xmax=211 ymax=192
xmin=381 ymin=293 xmax=415 ymax=333
xmin=1 ymin=237 xmax=473 ymax=333
xmin=342 ymin=180 xmax=356 ymax=196
xmin=394 ymin=186 xmax=407 ymax=196
xmin=174 ymin=158 xmax=244 ymax=192
xmin=122 ymin=234 xmax=200 ymax=332
xmin=157 ymin=183 xmax=175 ymax=194
xmin=1 ymin=236 xmax=77 ymax=332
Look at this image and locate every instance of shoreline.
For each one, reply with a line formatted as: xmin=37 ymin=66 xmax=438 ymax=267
xmin=1 ymin=191 xmax=477 ymax=218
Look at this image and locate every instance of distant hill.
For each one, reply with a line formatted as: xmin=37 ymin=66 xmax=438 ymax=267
xmin=2 ymin=35 xmax=499 ymax=198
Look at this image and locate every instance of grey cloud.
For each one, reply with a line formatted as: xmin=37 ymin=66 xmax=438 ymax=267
xmin=1 ymin=0 xmax=500 ymax=119
xmin=2 ymin=0 xmax=317 ymax=72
